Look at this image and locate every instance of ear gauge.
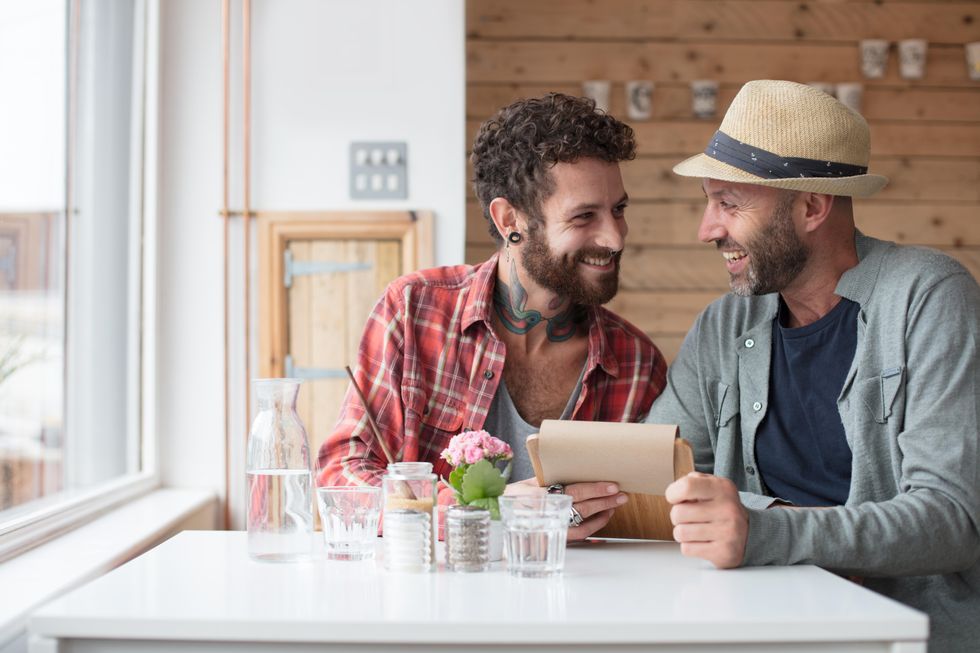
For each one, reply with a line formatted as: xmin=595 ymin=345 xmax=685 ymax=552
xmin=507 ymin=231 xmax=523 ymax=244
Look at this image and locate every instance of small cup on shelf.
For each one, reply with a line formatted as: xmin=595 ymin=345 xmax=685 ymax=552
xmin=898 ymin=39 xmax=928 ymax=80
xmin=967 ymin=42 xmax=980 ymax=81
xmin=859 ymin=39 xmax=890 ymax=79
xmin=582 ymin=80 xmax=612 ymax=113
xmin=690 ymin=79 xmax=720 ymax=119
xmin=625 ymin=80 xmax=654 ymax=120
xmin=836 ymin=82 xmax=864 ymax=114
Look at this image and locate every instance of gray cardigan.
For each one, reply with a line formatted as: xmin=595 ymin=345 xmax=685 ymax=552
xmin=648 ymin=232 xmax=980 ymax=652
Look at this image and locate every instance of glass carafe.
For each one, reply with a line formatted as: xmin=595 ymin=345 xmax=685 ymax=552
xmin=245 ymin=378 xmax=314 ymax=562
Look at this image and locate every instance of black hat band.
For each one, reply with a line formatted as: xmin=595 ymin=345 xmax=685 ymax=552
xmin=704 ymin=130 xmax=868 ymax=180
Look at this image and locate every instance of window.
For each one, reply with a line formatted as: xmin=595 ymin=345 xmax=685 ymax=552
xmin=0 ymin=0 xmax=156 ymax=557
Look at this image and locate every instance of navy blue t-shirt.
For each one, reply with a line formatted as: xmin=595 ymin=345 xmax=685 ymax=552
xmin=754 ymin=297 xmax=859 ymax=507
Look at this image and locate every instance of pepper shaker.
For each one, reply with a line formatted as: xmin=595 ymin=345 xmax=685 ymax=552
xmin=445 ymin=505 xmax=491 ymax=572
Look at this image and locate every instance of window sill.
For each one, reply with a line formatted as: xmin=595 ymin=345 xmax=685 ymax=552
xmin=0 ymin=487 xmax=217 ymax=651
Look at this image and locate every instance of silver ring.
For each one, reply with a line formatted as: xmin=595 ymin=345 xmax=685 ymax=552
xmin=546 ymin=483 xmax=565 ymax=495
xmin=569 ymin=505 xmax=585 ymax=527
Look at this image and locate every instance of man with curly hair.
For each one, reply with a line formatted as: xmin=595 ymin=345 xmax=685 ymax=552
xmin=318 ymin=94 xmax=667 ymax=540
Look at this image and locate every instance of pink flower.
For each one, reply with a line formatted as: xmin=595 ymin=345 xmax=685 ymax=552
xmin=440 ymin=429 xmax=512 ymax=467
xmin=463 ymin=443 xmax=484 ymax=465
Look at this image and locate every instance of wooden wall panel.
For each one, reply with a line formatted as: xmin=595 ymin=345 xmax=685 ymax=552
xmin=469 ymin=83 xmax=980 ymax=123
xmin=465 ymin=0 xmax=980 ymax=362
xmin=468 ymin=1 xmax=980 ymax=44
xmin=468 ymin=41 xmax=976 ymax=88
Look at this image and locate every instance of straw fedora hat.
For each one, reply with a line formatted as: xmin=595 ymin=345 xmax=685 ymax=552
xmin=673 ymin=80 xmax=888 ymax=197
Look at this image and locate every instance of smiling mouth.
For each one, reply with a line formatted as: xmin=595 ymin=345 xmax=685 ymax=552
xmin=722 ymin=250 xmax=748 ymax=263
xmin=581 ymin=255 xmax=614 ymax=266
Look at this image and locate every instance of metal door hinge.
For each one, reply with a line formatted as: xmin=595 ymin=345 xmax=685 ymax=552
xmin=283 ymin=250 xmax=372 ymax=288
xmin=284 ymin=355 xmax=350 ymax=381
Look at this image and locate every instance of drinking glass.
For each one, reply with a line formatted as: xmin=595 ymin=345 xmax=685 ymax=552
xmin=500 ymin=494 xmax=573 ymax=578
xmin=316 ymin=486 xmax=382 ymax=560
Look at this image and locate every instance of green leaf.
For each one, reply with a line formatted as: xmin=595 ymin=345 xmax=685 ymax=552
xmin=460 ymin=459 xmax=506 ymax=503
xmin=448 ymin=465 xmax=466 ymax=493
xmin=467 ymin=496 xmax=500 ymax=521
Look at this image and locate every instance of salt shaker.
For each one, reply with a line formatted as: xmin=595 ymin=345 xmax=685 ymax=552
xmin=382 ymin=509 xmax=432 ymax=572
xmin=382 ymin=462 xmax=438 ymax=571
xmin=445 ymin=505 xmax=491 ymax=572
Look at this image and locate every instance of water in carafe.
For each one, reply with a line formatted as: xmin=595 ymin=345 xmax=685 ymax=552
xmin=246 ymin=378 xmax=314 ymax=562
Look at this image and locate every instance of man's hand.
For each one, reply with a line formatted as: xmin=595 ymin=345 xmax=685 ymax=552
xmin=505 ymin=479 xmax=627 ymax=541
xmin=665 ymin=472 xmax=748 ymax=568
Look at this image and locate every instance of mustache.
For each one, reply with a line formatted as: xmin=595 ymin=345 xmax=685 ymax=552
xmin=714 ymin=238 xmax=745 ymax=251
xmin=575 ymin=247 xmax=622 ymax=261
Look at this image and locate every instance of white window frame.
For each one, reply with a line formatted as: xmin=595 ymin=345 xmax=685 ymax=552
xmin=0 ymin=0 xmax=160 ymax=563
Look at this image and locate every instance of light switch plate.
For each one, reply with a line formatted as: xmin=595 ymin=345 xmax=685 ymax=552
xmin=350 ymin=141 xmax=408 ymax=199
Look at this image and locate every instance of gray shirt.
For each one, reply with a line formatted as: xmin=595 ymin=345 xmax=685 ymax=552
xmin=647 ymin=232 xmax=980 ymax=653
xmin=483 ymin=366 xmax=585 ymax=482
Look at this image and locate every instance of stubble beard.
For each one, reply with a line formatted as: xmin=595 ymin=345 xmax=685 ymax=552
xmin=727 ymin=194 xmax=809 ymax=297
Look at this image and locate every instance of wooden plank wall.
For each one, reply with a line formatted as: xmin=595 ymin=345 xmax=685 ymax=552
xmin=465 ymin=0 xmax=980 ymax=361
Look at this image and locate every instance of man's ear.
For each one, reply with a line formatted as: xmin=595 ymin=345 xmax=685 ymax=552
xmin=799 ymin=192 xmax=834 ymax=234
xmin=488 ymin=197 xmax=521 ymax=241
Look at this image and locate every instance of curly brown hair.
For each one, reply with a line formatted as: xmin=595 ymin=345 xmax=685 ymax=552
xmin=470 ymin=93 xmax=636 ymax=245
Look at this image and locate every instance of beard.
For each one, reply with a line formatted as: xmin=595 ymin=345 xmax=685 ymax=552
xmin=520 ymin=225 xmax=621 ymax=306
xmin=723 ymin=193 xmax=808 ymax=297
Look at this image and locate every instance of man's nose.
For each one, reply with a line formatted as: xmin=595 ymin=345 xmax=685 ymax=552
xmin=595 ymin=211 xmax=627 ymax=252
xmin=697 ymin=204 xmax=726 ymax=244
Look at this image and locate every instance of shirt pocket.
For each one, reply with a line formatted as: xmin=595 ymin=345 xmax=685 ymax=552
xmin=404 ymin=387 xmax=465 ymax=433
xmin=709 ymin=380 xmax=740 ymax=428
xmin=402 ymin=387 xmax=465 ymax=441
xmin=420 ymin=402 xmax=464 ymax=434
xmin=853 ymin=366 xmax=904 ymax=424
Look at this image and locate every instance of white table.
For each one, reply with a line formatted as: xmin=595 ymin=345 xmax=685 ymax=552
xmin=29 ymin=530 xmax=926 ymax=652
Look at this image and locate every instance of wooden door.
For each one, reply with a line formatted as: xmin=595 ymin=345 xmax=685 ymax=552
xmin=258 ymin=211 xmax=433 ymax=463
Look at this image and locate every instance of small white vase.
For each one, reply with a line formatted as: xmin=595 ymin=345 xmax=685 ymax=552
xmin=489 ymin=519 xmax=504 ymax=561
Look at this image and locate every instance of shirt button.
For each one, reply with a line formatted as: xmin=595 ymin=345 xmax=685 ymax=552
xmin=752 ymin=401 xmax=762 ymax=411
xmin=745 ymin=338 xmax=755 ymax=348
xmin=746 ymin=465 xmax=756 ymax=476
xmin=483 ymin=369 xmax=494 ymax=380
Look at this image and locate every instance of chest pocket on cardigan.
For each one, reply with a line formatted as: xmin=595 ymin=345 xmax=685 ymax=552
xmin=710 ymin=380 xmax=740 ymax=428
xmin=854 ymin=366 xmax=904 ymax=424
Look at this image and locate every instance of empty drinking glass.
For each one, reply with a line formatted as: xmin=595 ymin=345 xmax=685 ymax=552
xmin=316 ymin=486 xmax=382 ymax=561
xmin=500 ymin=494 xmax=573 ymax=578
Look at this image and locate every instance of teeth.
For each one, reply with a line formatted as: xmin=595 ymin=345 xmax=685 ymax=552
xmin=722 ymin=251 xmax=747 ymax=262
xmin=583 ymin=257 xmax=612 ymax=266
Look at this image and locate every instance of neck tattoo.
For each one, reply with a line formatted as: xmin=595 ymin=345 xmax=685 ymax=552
xmin=494 ymin=260 xmax=577 ymax=342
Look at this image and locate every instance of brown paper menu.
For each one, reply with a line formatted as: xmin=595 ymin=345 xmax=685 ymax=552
xmin=525 ymin=419 xmax=694 ymax=541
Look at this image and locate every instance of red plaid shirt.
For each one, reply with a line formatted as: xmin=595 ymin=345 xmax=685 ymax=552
xmin=317 ymin=254 xmax=667 ymax=499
